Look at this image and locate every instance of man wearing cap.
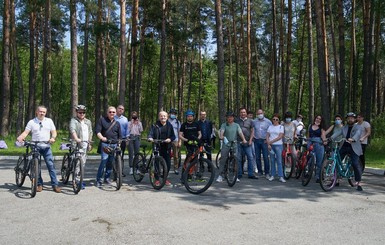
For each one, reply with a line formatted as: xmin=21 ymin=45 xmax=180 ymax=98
xmin=168 ymin=108 xmax=181 ymax=174
xmin=216 ymin=111 xmax=247 ymax=183
xmin=331 ymin=112 xmax=364 ymax=191
xmin=69 ymin=105 xmax=93 ymax=189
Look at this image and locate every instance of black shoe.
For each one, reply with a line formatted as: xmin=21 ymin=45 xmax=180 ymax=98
xmin=335 ymin=182 xmax=340 ymax=187
xmin=357 ymin=185 xmax=363 ymax=191
xmin=316 ymin=179 xmax=320 ymax=183
xmin=248 ymin=175 xmax=258 ymax=179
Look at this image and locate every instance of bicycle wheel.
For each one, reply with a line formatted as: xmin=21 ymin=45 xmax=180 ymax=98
xmin=320 ymin=159 xmax=337 ymax=191
xmin=177 ymin=149 xmax=182 ymax=168
xmin=133 ymin=153 xmax=146 ymax=182
xmin=225 ymin=156 xmax=238 ymax=187
xmin=345 ymin=156 xmax=356 ymax=187
xmin=294 ymin=152 xmax=303 ymax=179
xmin=215 ymin=151 xmax=221 ymax=169
xmin=283 ymin=153 xmax=294 ymax=180
xmin=114 ymin=156 xmax=123 ymax=190
xmin=15 ymin=155 xmax=27 ymax=187
xmin=61 ymin=153 xmax=71 ymax=184
xmin=149 ymin=156 xmax=167 ymax=190
xmin=301 ymin=154 xmax=315 ymax=186
xmin=184 ymin=158 xmax=215 ymax=194
xmin=72 ymin=157 xmax=84 ymax=194
xmin=30 ymin=158 xmax=39 ymax=198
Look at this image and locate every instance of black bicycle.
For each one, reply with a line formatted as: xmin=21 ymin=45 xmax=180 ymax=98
xmin=60 ymin=139 xmax=90 ymax=194
xmin=102 ymin=139 xmax=124 ymax=190
xmin=14 ymin=141 xmax=48 ymax=197
xmin=182 ymin=141 xmax=215 ymax=194
xmin=220 ymin=140 xmax=238 ymax=187
xmin=132 ymin=139 xmax=168 ymax=190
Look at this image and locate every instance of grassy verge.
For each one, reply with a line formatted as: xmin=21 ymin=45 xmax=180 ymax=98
xmin=365 ymin=138 xmax=385 ymax=169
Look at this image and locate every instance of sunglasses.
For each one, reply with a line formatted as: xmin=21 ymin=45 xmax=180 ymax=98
xmin=109 ymin=111 xmax=116 ymax=114
xmin=272 ymin=118 xmax=279 ymax=121
xmin=77 ymin=111 xmax=86 ymax=114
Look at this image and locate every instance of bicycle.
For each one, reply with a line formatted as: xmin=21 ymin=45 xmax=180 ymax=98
xmin=102 ymin=139 xmax=124 ymax=190
xmin=282 ymin=136 xmax=295 ymax=180
xmin=215 ymin=139 xmax=223 ymax=169
xmin=181 ymin=141 xmax=215 ymax=194
xmin=132 ymin=139 xmax=168 ymax=190
xmin=219 ymin=140 xmax=238 ymax=187
xmin=14 ymin=141 xmax=48 ymax=197
xmin=300 ymin=140 xmax=316 ymax=186
xmin=60 ymin=138 xmax=90 ymax=194
xmin=319 ymin=138 xmax=356 ymax=192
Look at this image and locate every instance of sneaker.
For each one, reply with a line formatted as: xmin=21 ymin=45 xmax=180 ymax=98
xmin=248 ymin=175 xmax=258 ymax=179
xmin=174 ymin=169 xmax=179 ymax=175
xmin=104 ymin=178 xmax=113 ymax=184
xmin=357 ymin=185 xmax=363 ymax=191
xmin=265 ymin=174 xmax=271 ymax=180
xmin=216 ymin=175 xmax=223 ymax=182
xmin=81 ymin=183 xmax=86 ymax=189
xmin=165 ymin=180 xmax=172 ymax=186
xmin=37 ymin=185 xmax=43 ymax=192
xmin=53 ymin=186 xmax=61 ymax=193
xmin=236 ymin=178 xmax=240 ymax=182
xmin=96 ymin=182 xmax=102 ymax=187
xmin=129 ymin=168 xmax=133 ymax=175
xmin=154 ymin=180 xmax=161 ymax=187
xmin=268 ymin=176 xmax=274 ymax=181
xmin=279 ymin=177 xmax=286 ymax=183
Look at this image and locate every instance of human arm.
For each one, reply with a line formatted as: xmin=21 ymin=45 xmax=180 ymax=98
xmin=249 ymin=127 xmax=254 ymax=145
xmin=17 ymin=129 xmax=30 ymax=143
xmin=360 ymin=124 xmax=371 ymax=142
xmin=49 ymin=130 xmax=57 ymax=144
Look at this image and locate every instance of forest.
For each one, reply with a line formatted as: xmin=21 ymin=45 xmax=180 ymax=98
xmin=0 ymin=0 xmax=384 ymax=137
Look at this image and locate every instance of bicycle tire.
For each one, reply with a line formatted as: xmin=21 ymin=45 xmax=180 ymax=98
xmin=215 ymin=151 xmax=221 ymax=169
xmin=320 ymin=159 xmax=337 ymax=192
xmin=115 ymin=155 xmax=123 ymax=190
xmin=183 ymin=158 xmax=215 ymax=194
xmin=133 ymin=153 xmax=145 ymax=182
xmin=301 ymin=154 xmax=315 ymax=186
xmin=226 ymin=156 xmax=238 ymax=187
xmin=177 ymin=149 xmax=182 ymax=169
xmin=294 ymin=152 xmax=303 ymax=179
xmin=72 ymin=157 xmax=84 ymax=194
xmin=345 ymin=156 xmax=356 ymax=187
xmin=149 ymin=156 xmax=167 ymax=190
xmin=283 ymin=153 xmax=295 ymax=180
xmin=61 ymin=153 xmax=71 ymax=184
xmin=15 ymin=155 xmax=27 ymax=187
xmin=30 ymin=158 xmax=39 ymax=198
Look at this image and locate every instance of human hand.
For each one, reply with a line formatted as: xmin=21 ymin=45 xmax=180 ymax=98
xmin=164 ymin=138 xmax=171 ymax=143
xmin=148 ymin=138 xmax=154 ymax=142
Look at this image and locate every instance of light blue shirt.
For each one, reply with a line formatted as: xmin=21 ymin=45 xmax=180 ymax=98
xmin=253 ymin=118 xmax=272 ymax=139
xmin=114 ymin=115 xmax=129 ymax=138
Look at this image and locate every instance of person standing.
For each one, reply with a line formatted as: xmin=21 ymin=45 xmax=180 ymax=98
xmin=17 ymin=105 xmax=61 ymax=193
xmin=331 ymin=112 xmax=364 ymax=191
xmin=95 ymin=106 xmax=122 ymax=187
xmin=292 ymin=114 xmax=305 ymax=136
xmin=127 ymin=111 xmax=143 ymax=175
xmin=168 ymin=108 xmax=181 ymax=174
xmin=356 ymin=113 xmax=371 ymax=172
xmin=307 ymin=115 xmax=327 ymax=182
xmin=211 ymin=121 xmax=218 ymax=149
xmin=235 ymin=108 xmax=257 ymax=180
xmin=197 ymin=111 xmax=213 ymax=161
xmin=114 ymin=105 xmax=129 ymax=176
xmin=179 ymin=110 xmax=202 ymax=173
xmin=69 ymin=105 xmax=93 ymax=189
xmin=253 ymin=109 xmax=272 ymax=179
xmin=216 ymin=111 xmax=247 ymax=182
xmin=283 ymin=111 xmax=297 ymax=161
xmin=266 ymin=113 xmax=285 ymax=182
xmin=148 ymin=111 xmax=176 ymax=186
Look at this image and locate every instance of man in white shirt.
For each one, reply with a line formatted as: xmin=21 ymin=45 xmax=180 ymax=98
xmin=17 ymin=105 xmax=61 ymax=193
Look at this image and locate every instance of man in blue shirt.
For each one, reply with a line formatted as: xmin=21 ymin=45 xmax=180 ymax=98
xmin=253 ymin=109 xmax=272 ymax=179
xmin=114 ymin=105 xmax=129 ymax=176
xmin=197 ymin=111 xmax=213 ymax=161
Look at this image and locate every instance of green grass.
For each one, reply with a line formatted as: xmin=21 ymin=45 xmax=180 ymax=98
xmin=365 ymin=138 xmax=385 ymax=169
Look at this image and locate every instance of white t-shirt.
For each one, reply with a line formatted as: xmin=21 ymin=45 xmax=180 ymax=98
xmin=26 ymin=117 xmax=56 ymax=147
xmin=359 ymin=121 xmax=371 ymax=144
xmin=267 ymin=125 xmax=284 ymax=145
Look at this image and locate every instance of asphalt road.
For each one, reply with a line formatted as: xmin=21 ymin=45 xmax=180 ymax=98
xmin=1 ymin=159 xmax=384 ymax=245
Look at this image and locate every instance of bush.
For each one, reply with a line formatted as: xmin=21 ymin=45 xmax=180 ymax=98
xmin=371 ymin=112 xmax=385 ymax=138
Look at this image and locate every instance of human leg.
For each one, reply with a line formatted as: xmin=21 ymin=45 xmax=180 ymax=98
xmin=40 ymin=147 xmax=59 ymax=187
xmin=254 ymin=140 xmax=263 ymax=174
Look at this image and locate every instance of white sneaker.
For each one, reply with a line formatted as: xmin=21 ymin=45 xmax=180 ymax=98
xmin=216 ymin=176 xmax=223 ymax=182
xmin=268 ymin=176 xmax=274 ymax=181
xmin=265 ymin=174 xmax=271 ymax=180
xmin=129 ymin=167 xmax=133 ymax=175
xmin=236 ymin=178 xmax=240 ymax=182
xmin=279 ymin=177 xmax=286 ymax=183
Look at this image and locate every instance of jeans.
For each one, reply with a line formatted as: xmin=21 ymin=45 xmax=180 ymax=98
xmin=128 ymin=135 xmax=141 ymax=168
xmin=237 ymin=143 xmax=254 ymax=177
xmin=218 ymin=144 xmax=238 ymax=177
xmin=340 ymin=146 xmax=362 ymax=182
xmin=269 ymin=144 xmax=284 ymax=178
xmin=160 ymin=145 xmax=171 ymax=176
xmin=96 ymin=143 xmax=116 ymax=183
xmin=254 ymin=139 xmax=270 ymax=175
xmin=308 ymin=140 xmax=325 ymax=180
xmin=38 ymin=147 xmax=59 ymax=187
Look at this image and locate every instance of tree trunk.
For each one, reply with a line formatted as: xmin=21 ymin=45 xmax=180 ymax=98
xmin=337 ymin=0 xmax=346 ymax=115
xmin=42 ymin=0 xmax=52 ymax=116
xmin=70 ymin=0 xmax=78 ymax=117
xmin=231 ymin=0 xmax=240 ymax=111
xmin=348 ymin=0 xmax=357 ymax=112
xmin=137 ymin=16 xmax=147 ymax=115
xmin=157 ymin=0 xmax=167 ymax=112
xmin=119 ymin=0 xmax=127 ymax=106
xmin=246 ymin=0 xmax=252 ymax=110
xmin=27 ymin=2 xmax=37 ymax=121
xmin=283 ymin=0 xmax=292 ymax=113
xmin=272 ymin=0 xmax=279 ymax=112
xmin=130 ymin=0 xmax=139 ymax=111
xmin=313 ymin=0 xmax=331 ymax=127
xmin=215 ymin=0 xmax=226 ymax=123
xmin=94 ymin=0 xmax=103 ymax=121
xmin=81 ymin=7 xmax=89 ymax=105
xmin=1 ymin=0 xmax=11 ymax=136
xmin=306 ymin=0 xmax=314 ymax=123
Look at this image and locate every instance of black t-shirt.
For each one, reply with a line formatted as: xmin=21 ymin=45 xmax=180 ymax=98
xmin=180 ymin=121 xmax=201 ymax=142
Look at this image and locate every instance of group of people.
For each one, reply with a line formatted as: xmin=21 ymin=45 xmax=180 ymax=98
xmin=16 ymin=104 xmax=371 ymax=193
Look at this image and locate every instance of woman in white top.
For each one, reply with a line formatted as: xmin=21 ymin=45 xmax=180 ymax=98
xmin=266 ymin=113 xmax=285 ymax=182
xmin=283 ymin=111 xmax=297 ymax=161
